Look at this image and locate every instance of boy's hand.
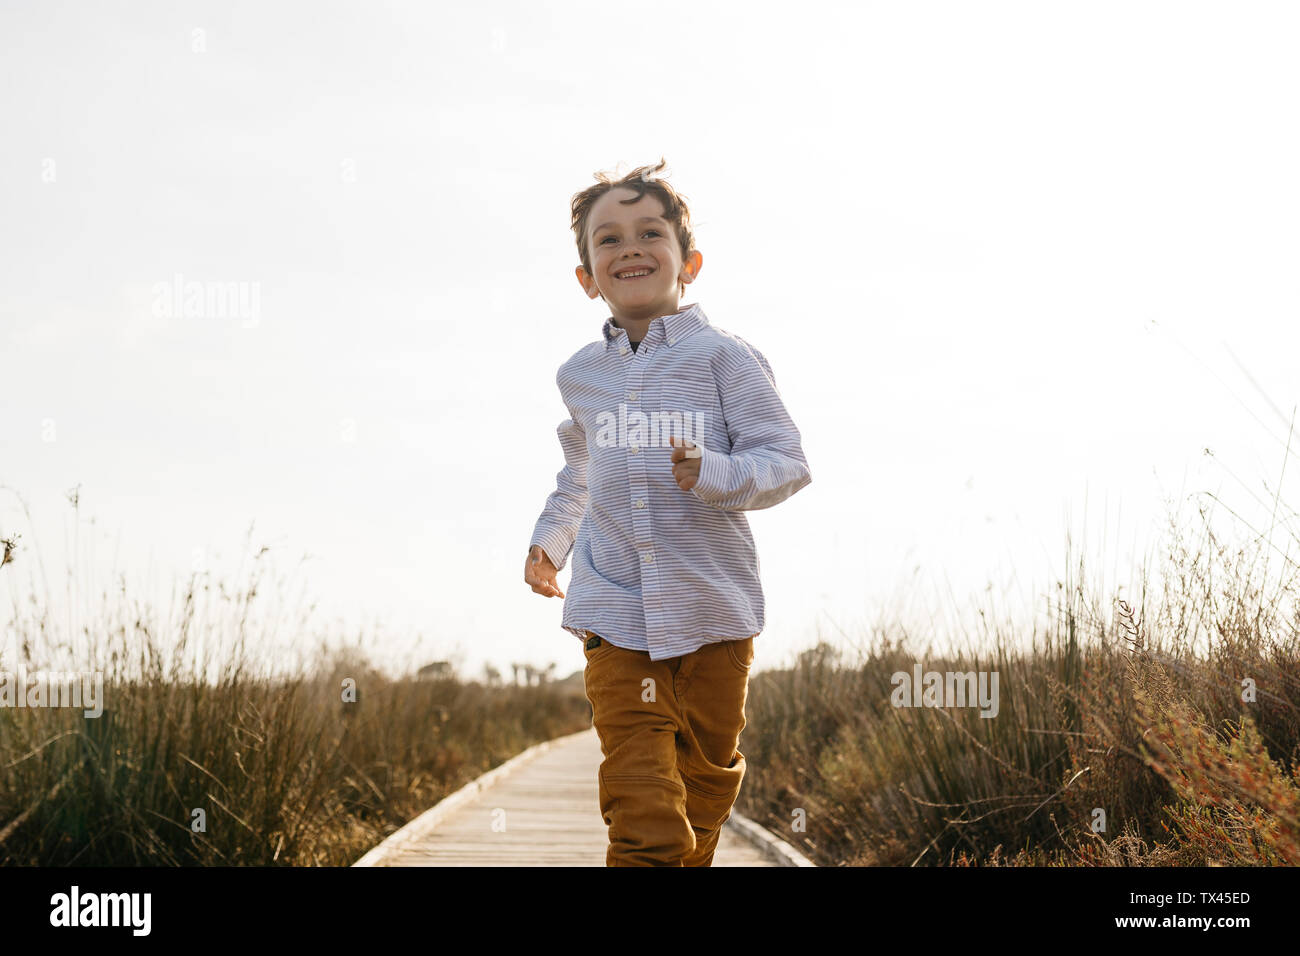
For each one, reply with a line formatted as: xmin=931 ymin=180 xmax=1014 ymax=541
xmin=524 ymin=545 xmax=565 ymax=598
xmin=668 ymin=436 xmax=702 ymax=492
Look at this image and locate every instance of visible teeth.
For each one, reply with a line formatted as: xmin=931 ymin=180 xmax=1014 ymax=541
xmin=617 ymin=269 xmax=651 ymax=278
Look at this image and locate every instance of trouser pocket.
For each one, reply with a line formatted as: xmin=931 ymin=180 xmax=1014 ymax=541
xmin=680 ymin=751 xmax=746 ymax=834
xmin=582 ymin=631 xmax=620 ymax=666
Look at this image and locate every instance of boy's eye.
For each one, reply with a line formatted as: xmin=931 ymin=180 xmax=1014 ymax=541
xmin=599 ymin=230 xmax=662 ymax=244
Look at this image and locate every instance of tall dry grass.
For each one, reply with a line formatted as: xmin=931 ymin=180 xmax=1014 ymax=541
xmin=739 ymin=492 xmax=1300 ymax=866
xmin=0 ymin=492 xmax=590 ymax=866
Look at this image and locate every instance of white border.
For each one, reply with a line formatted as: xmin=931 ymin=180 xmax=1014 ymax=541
xmin=726 ymin=809 xmax=817 ymax=867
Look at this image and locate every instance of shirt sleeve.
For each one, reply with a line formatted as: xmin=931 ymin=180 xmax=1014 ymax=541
xmin=689 ymin=338 xmax=812 ymax=511
xmin=529 ymin=405 xmax=589 ymax=571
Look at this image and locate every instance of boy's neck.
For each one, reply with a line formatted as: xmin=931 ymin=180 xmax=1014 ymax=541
xmin=611 ymin=299 xmax=683 ymax=345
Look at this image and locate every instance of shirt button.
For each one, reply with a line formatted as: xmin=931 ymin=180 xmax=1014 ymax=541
xmin=642 ymin=552 xmax=654 ymax=563
xmin=627 ymin=391 xmax=639 ymax=401
xmin=630 ymin=444 xmax=639 ymax=454
xmin=620 ymin=346 xmax=629 ymax=355
xmin=634 ymin=498 xmax=645 ymax=508
xmin=668 ymin=337 xmax=676 ymax=345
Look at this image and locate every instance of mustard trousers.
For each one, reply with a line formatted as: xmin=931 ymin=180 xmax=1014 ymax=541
xmin=581 ymin=629 xmax=755 ymax=867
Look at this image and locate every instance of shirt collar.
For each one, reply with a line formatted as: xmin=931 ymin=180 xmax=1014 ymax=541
xmin=602 ymin=301 xmax=708 ymax=352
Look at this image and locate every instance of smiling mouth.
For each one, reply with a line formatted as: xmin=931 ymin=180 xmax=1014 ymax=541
xmin=615 ymin=268 xmax=654 ymax=281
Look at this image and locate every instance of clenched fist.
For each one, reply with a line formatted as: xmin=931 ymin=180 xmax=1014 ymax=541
xmin=668 ymin=436 xmax=702 ymax=492
xmin=524 ymin=544 xmax=565 ymax=598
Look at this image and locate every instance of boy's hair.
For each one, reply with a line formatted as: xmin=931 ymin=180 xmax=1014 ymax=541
xmin=571 ymin=157 xmax=696 ymax=297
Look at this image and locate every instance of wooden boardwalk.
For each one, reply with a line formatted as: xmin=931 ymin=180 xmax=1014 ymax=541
xmin=354 ymin=726 xmax=814 ymax=867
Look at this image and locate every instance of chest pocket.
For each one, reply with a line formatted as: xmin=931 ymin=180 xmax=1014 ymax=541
xmin=655 ymin=364 xmax=726 ymax=453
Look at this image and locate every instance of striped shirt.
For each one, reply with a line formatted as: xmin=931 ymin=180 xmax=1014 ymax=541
xmin=530 ymin=301 xmax=812 ymax=661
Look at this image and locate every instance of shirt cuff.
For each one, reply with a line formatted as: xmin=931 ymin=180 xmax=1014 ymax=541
xmin=529 ymin=531 xmax=571 ymax=572
xmin=689 ymin=445 xmax=730 ymax=506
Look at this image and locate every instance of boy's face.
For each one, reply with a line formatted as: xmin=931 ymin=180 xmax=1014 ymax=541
xmin=576 ymin=186 xmax=702 ymax=321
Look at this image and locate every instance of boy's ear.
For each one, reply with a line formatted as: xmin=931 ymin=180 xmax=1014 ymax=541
xmin=576 ymin=264 xmax=602 ymax=299
xmin=680 ymin=250 xmax=703 ymax=285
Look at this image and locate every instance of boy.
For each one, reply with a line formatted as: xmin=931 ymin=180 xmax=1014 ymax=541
xmin=524 ymin=158 xmax=811 ymax=866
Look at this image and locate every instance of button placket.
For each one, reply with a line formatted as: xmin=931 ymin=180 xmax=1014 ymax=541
xmin=639 ymin=330 xmax=669 ymax=660
xmin=624 ymin=348 xmax=661 ymax=650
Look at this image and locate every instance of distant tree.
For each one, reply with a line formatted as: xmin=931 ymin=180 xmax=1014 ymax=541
xmin=417 ymin=661 xmax=453 ymax=681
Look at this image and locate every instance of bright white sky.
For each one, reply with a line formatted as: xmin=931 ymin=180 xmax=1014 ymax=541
xmin=3 ymin=1 xmax=1298 ymax=681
